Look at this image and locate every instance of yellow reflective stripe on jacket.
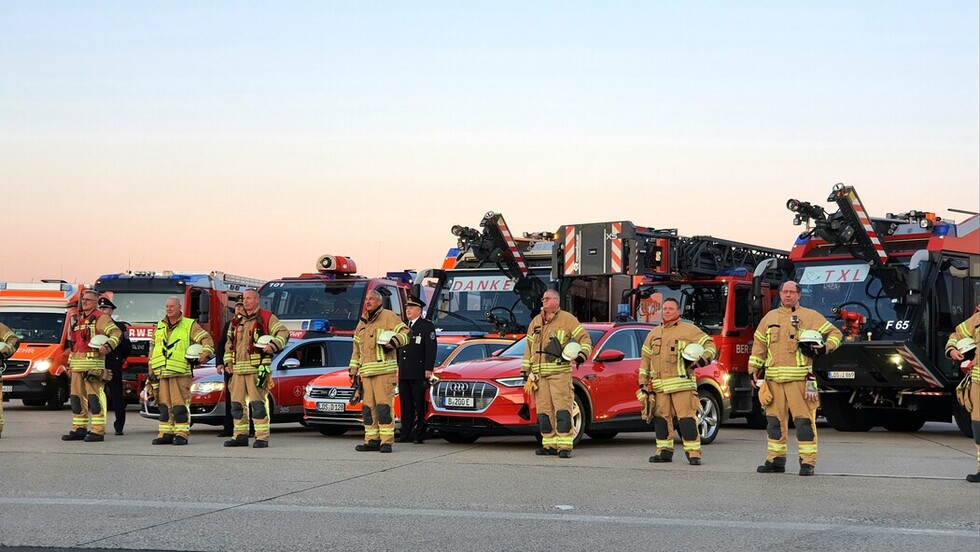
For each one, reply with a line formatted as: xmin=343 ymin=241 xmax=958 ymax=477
xmin=765 ymin=366 xmax=811 ymax=381
xmin=651 ymin=376 xmax=697 ymax=393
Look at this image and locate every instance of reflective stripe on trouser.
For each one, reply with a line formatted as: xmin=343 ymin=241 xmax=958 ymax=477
xmin=653 ymin=389 xmax=701 ymax=458
xmin=971 ymin=381 xmax=980 ymax=470
xmin=764 ymin=379 xmax=818 ymax=466
xmin=230 ymin=372 xmax=271 ymax=441
xmin=362 ymin=372 xmax=397 ymax=445
xmin=157 ymin=376 xmax=192 ymax=438
xmin=534 ymin=371 xmax=574 ymax=451
xmin=69 ymin=371 xmax=107 ymax=434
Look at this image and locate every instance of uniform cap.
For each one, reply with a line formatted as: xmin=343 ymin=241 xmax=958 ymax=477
xmin=97 ymin=297 xmax=117 ymax=310
xmin=406 ymin=295 xmax=426 ymax=308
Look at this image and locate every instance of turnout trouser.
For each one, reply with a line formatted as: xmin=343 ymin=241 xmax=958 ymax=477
xmin=653 ymin=389 xmax=701 ymax=458
xmin=362 ymin=372 xmax=397 ymax=445
xmin=535 ymin=371 xmax=575 ymax=452
xmin=69 ymin=371 xmax=107 ymax=435
xmin=230 ymin=372 xmax=271 ymax=441
xmin=156 ymin=376 xmax=192 ymax=438
xmin=764 ymin=380 xmax=818 ymax=466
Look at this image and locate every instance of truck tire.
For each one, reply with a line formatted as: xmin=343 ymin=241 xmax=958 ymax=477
xmin=22 ymin=399 xmax=46 ymax=407
xmin=953 ymin=403 xmax=974 ymax=438
xmin=586 ymin=430 xmax=618 ymax=440
xmin=821 ymin=394 xmax=876 ymax=432
xmin=881 ymin=412 xmax=926 ymax=432
xmin=317 ymin=426 xmax=348 ymax=436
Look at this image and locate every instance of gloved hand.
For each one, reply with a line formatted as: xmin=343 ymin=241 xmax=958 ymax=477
xmin=521 ymin=372 xmax=529 ymax=382
xmin=256 ymin=365 xmax=272 ymax=388
xmin=384 ymin=338 xmax=399 ymax=351
xmin=574 ymin=352 xmax=588 ymax=368
xmin=804 ymin=376 xmax=819 ymax=402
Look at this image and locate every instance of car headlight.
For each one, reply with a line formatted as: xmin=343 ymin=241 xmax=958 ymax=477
xmin=722 ymin=373 xmax=731 ymax=386
xmin=190 ymin=381 xmax=224 ymax=395
xmin=305 ymin=383 xmax=313 ymax=397
xmin=495 ymin=377 xmax=525 ymax=387
xmin=31 ymin=359 xmax=53 ymax=374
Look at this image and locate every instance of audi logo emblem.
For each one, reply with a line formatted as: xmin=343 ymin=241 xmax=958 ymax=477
xmin=328 ymin=388 xmax=338 ymax=399
xmin=448 ymin=382 xmax=469 ymax=393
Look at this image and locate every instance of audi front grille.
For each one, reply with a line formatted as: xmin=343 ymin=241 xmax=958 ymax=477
xmin=431 ymin=380 xmax=498 ymax=412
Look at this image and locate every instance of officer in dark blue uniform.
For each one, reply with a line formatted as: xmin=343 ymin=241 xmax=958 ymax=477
xmin=396 ymin=295 xmax=436 ymax=443
xmin=98 ymin=297 xmax=131 ymax=436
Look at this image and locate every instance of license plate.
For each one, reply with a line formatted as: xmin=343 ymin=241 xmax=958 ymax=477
xmin=1 ymin=385 xmax=11 ymax=393
xmin=827 ymin=371 xmax=855 ymax=379
xmin=444 ymin=396 xmax=474 ymax=408
xmin=316 ymin=402 xmax=345 ymax=413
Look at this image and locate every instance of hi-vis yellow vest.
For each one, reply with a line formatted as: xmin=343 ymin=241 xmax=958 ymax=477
xmin=150 ymin=318 xmax=194 ymax=377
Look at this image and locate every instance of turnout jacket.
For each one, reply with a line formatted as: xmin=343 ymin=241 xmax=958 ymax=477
xmin=349 ymin=308 xmax=409 ymax=378
xmin=223 ymin=309 xmax=289 ymax=374
xmin=639 ymin=319 xmax=716 ymax=393
xmin=748 ymin=305 xmax=842 ymax=381
xmin=0 ymin=322 xmax=19 ymax=359
xmin=68 ymin=311 xmax=121 ymax=372
xmin=521 ymin=309 xmax=593 ymax=376
xmin=946 ymin=312 xmax=980 ymax=381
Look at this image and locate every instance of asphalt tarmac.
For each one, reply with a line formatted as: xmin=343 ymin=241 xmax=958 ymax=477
xmin=0 ymin=403 xmax=977 ymax=552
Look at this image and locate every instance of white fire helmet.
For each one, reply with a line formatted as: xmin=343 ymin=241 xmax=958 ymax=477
xmin=254 ymin=335 xmax=274 ymax=349
xmin=798 ymin=330 xmax=825 ymax=347
xmin=956 ymin=337 xmax=977 ymax=361
xmin=185 ymin=344 xmax=204 ymax=360
xmin=377 ymin=330 xmax=397 ymax=345
xmin=88 ymin=334 xmax=110 ymax=350
xmin=562 ymin=342 xmax=583 ymax=361
xmin=681 ymin=343 xmax=705 ymax=362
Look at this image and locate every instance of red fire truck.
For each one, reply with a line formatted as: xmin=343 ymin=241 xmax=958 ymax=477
xmin=257 ymin=254 xmax=413 ymax=338
xmin=95 ymin=271 xmax=264 ymax=402
xmin=784 ymin=183 xmax=980 ymax=435
xmin=423 ymin=212 xmax=789 ymax=433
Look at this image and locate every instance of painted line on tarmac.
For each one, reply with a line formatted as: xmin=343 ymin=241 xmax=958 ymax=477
xmin=1 ymin=497 xmax=976 ymax=539
xmin=818 ymin=472 xmax=971 ymax=481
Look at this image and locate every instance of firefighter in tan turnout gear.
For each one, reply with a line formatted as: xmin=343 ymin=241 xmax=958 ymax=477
xmin=148 ymin=296 xmax=214 ymax=446
xmin=946 ymin=306 xmax=980 ymax=483
xmin=521 ymin=289 xmax=592 ymax=459
xmin=749 ymin=281 xmax=842 ymax=476
xmin=63 ymin=290 xmax=122 ymax=442
xmin=223 ymin=289 xmax=289 ymax=448
xmin=639 ymin=298 xmax=716 ymax=465
xmin=0 ymin=322 xmax=21 ymax=439
xmin=349 ymin=290 xmax=409 ymax=453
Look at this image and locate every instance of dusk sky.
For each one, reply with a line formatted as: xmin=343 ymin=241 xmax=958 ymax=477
xmin=2 ymin=2 xmax=978 ymax=285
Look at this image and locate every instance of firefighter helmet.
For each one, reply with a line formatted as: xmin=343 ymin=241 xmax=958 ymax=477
xmin=681 ymin=343 xmax=705 ymax=362
xmin=185 ymin=344 xmax=204 ymax=360
xmin=88 ymin=334 xmax=109 ymax=350
xmin=956 ymin=337 xmax=977 ymax=361
xmin=254 ymin=335 xmax=274 ymax=349
xmin=798 ymin=330 xmax=824 ymax=347
xmin=561 ymin=342 xmax=583 ymax=361
xmin=377 ymin=330 xmax=397 ymax=345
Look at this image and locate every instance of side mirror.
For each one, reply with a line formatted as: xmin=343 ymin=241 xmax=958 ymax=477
xmin=594 ymin=349 xmax=625 ymax=363
xmin=281 ymin=358 xmax=301 ymax=369
xmin=197 ymin=291 xmax=211 ymax=324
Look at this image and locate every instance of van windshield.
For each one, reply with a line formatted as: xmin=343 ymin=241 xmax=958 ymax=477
xmin=0 ymin=312 xmax=65 ymax=344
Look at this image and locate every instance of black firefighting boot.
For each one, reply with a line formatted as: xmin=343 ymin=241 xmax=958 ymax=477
xmin=379 ymin=444 xmax=392 ymax=453
xmin=355 ymin=440 xmax=381 ymax=452
xmin=173 ymin=436 xmax=188 ymax=446
xmin=649 ymin=449 xmax=674 ymax=463
xmin=253 ymin=440 xmax=268 ymax=448
xmin=558 ymin=450 xmax=572 ymax=459
xmin=61 ymin=428 xmax=88 ymax=441
xmin=152 ymin=434 xmax=175 ymax=445
xmin=799 ymin=464 xmax=815 ymax=476
xmin=757 ymin=458 xmax=787 ymax=473
xmin=535 ymin=447 xmax=558 ymax=456
xmin=966 ymin=472 xmax=980 ymax=483
xmin=83 ymin=433 xmax=104 ymax=442
xmin=223 ymin=435 xmax=249 ymax=447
